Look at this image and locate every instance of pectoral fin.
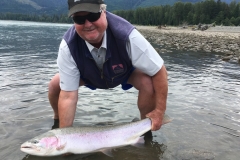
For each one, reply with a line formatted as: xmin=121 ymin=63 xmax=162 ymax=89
xmin=100 ymin=149 xmax=113 ymax=157
xmin=131 ymin=136 xmax=145 ymax=148
xmin=56 ymin=142 xmax=66 ymax=151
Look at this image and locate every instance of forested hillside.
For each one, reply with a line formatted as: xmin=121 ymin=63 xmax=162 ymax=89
xmin=105 ymin=0 xmax=177 ymax=11
xmin=115 ymin=0 xmax=240 ymax=26
xmin=0 ymin=0 xmax=239 ymax=26
xmin=0 ymin=0 xmax=67 ymax=14
xmin=0 ymin=0 xmax=239 ymax=14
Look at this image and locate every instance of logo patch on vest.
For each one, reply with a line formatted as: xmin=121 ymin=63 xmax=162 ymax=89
xmin=112 ymin=64 xmax=124 ymax=74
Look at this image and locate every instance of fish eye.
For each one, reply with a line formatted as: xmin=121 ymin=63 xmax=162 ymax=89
xmin=31 ymin=140 xmax=39 ymax=144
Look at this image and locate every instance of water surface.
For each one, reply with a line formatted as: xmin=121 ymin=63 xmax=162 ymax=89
xmin=0 ymin=20 xmax=239 ymax=160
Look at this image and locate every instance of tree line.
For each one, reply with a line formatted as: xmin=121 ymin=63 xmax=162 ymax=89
xmin=0 ymin=13 xmax=72 ymax=24
xmin=114 ymin=0 xmax=240 ymax=26
xmin=0 ymin=0 xmax=239 ymax=26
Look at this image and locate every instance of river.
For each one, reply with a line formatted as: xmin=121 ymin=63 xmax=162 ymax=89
xmin=0 ymin=20 xmax=239 ymax=160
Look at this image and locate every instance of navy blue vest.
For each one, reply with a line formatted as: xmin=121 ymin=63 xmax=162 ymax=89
xmin=63 ymin=12 xmax=135 ymax=89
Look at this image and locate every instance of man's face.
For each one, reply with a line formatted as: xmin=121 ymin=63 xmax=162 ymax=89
xmin=73 ymin=10 xmax=107 ymax=47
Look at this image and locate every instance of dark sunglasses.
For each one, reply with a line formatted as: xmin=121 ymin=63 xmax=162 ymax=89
xmin=72 ymin=10 xmax=102 ymax=25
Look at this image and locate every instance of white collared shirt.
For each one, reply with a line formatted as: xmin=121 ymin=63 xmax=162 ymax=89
xmin=57 ymin=29 xmax=163 ymax=91
xmin=85 ymin=31 xmax=107 ymax=70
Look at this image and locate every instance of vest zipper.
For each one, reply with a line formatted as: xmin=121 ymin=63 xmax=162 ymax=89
xmin=90 ymin=58 xmax=109 ymax=88
xmin=102 ymin=59 xmax=109 ymax=88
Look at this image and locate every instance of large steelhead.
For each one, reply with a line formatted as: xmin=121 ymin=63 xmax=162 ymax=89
xmin=21 ymin=115 xmax=171 ymax=156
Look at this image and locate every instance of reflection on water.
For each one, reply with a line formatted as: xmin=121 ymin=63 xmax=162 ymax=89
xmin=0 ymin=20 xmax=240 ymax=160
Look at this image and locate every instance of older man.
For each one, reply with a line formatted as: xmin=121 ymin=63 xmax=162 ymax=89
xmin=48 ymin=0 xmax=168 ymax=131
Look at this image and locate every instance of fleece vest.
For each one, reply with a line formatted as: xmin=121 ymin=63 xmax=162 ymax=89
xmin=63 ymin=12 xmax=135 ymax=89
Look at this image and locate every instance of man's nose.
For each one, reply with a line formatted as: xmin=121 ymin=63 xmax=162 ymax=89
xmin=84 ymin=19 xmax=93 ymax=26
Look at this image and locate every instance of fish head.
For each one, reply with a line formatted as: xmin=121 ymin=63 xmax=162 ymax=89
xmin=21 ymin=131 xmax=63 ymax=156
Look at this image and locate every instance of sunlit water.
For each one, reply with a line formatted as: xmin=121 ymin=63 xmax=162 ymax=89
xmin=0 ymin=20 xmax=239 ymax=160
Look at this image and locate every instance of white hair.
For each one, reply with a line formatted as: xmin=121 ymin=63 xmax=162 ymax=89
xmin=100 ymin=4 xmax=107 ymax=11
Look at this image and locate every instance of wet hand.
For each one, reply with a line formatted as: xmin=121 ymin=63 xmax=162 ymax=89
xmin=146 ymin=109 xmax=164 ymax=131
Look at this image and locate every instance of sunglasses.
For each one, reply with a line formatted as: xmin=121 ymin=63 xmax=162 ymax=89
xmin=72 ymin=11 xmax=102 ymax=25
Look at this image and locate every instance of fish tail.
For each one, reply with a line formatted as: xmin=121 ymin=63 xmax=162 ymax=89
xmin=162 ymin=114 xmax=173 ymax=125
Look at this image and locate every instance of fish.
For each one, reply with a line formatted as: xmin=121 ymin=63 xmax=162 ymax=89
xmin=20 ymin=115 xmax=172 ymax=157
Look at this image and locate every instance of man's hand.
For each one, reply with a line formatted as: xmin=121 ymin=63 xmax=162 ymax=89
xmin=146 ymin=109 xmax=165 ymax=131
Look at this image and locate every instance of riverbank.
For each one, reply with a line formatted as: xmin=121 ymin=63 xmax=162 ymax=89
xmin=136 ymin=25 xmax=240 ymax=63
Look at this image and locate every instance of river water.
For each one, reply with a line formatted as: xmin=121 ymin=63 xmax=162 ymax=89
xmin=0 ymin=20 xmax=239 ymax=160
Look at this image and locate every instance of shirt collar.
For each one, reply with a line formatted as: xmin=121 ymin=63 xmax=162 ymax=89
xmin=85 ymin=31 xmax=107 ymax=52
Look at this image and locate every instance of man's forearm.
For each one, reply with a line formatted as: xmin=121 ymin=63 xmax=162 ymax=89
xmin=145 ymin=65 xmax=168 ymax=130
xmin=58 ymin=90 xmax=78 ymax=128
xmin=153 ymin=65 xmax=168 ymax=113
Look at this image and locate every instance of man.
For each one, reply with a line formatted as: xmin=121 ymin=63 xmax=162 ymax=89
xmin=48 ymin=0 xmax=168 ymax=131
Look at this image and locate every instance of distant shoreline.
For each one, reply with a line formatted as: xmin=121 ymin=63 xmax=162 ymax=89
xmin=136 ymin=25 xmax=240 ymax=63
xmin=0 ymin=20 xmax=239 ymax=63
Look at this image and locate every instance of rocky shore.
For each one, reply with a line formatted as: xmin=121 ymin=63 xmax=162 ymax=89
xmin=136 ymin=25 xmax=240 ymax=63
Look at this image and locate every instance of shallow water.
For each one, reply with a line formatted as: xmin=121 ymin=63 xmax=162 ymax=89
xmin=0 ymin=20 xmax=239 ymax=160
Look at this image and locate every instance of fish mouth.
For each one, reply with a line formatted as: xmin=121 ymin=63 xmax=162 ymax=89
xmin=21 ymin=146 xmax=44 ymax=156
xmin=21 ymin=146 xmax=34 ymax=152
xmin=21 ymin=144 xmax=36 ymax=151
xmin=21 ymin=146 xmax=33 ymax=149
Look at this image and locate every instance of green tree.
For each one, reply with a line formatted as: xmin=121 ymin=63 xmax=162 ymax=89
xmin=187 ymin=11 xmax=194 ymax=24
xmin=183 ymin=3 xmax=193 ymax=22
xmin=223 ymin=18 xmax=230 ymax=26
xmin=173 ymin=2 xmax=184 ymax=25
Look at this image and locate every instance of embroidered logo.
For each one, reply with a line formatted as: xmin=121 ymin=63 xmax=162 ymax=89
xmin=74 ymin=0 xmax=81 ymax=2
xmin=112 ymin=64 xmax=124 ymax=74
